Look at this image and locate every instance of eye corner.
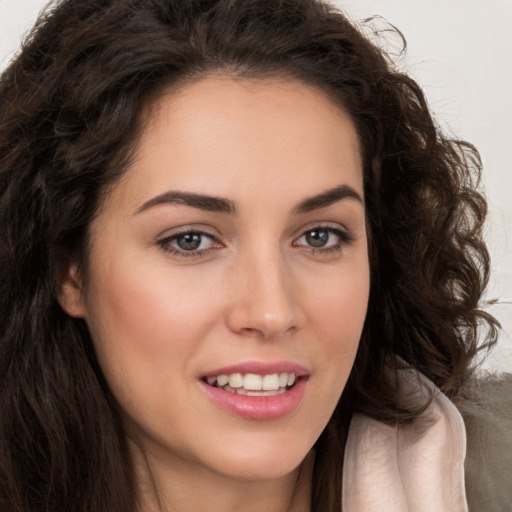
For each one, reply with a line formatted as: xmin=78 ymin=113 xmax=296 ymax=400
xmin=156 ymin=228 xmax=224 ymax=259
xmin=292 ymin=225 xmax=355 ymax=254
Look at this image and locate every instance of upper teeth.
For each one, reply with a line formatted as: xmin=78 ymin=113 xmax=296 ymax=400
xmin=206 ymin=372 xmax=296 ymax=391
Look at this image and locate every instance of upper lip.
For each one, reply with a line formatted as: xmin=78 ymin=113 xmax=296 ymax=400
xmin=200 ymin=360 xmax=310 ymax=379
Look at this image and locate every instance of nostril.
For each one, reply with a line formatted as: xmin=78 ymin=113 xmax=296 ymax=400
xmin=239 ymin=326 xmax=266 ymax=337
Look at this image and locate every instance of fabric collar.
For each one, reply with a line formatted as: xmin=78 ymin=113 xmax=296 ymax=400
xmin=342 ymin=369 xmax=468 ymax=512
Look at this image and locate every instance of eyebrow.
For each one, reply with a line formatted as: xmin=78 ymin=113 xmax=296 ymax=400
xmin=134 ymin=184 xmax=362 ymax=216
xmin=135 ymin=191 xmax=236 ymax=215
xmin=293 ymin=184 xmax=363 ymax=214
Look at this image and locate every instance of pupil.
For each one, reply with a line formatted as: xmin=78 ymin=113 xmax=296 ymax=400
xmin=177 ymin=233 xmax=202 ymax=251
xmin=306 ymin=229 xmax=328 ymax=247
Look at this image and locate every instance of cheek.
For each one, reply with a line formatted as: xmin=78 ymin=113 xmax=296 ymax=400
xmin=83 ymin=256 xmax=223 ymax=402
xmin=87 ymin=257 xmax=215 ymax=343
xmin=285 ymin=257 xmax=369 ymax=444
xmin=304 ymin=256 xmax=370 ymax=384
xmin=308 ymin=257 xmax=369 ymax=340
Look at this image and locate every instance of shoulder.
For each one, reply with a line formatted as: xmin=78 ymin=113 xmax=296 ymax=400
xmin=456 ymin=373 xmax=512 ymax=512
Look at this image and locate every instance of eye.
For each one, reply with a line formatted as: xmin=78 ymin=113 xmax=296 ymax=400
xmin=293 ymin=226 xmax=353 ymax=252
xmin=157 ymin=230 xmax=222 ymax=257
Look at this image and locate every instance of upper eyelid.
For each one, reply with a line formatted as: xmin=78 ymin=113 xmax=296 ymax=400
xmin=156 ymin=230 xmax=221 ymax=258
xmin=157 ymin=225 xmax=220 ymax=240
xmin=294 ymin=222 xmax=350 ymax=238
xmin=155 ymin=223 xmax=353 ymax=246
xmin=158 ymin=231 xmax=220 ymax=248
xmin=155 ymin=228 xmax=220 ymax=251
xmin=157 ymin=222 xmax=349 ymax=236
xmin=294 ymin=226 xmax=350 ymax=243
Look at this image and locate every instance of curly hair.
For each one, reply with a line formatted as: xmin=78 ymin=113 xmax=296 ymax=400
xmin=0 ymin=0 xmax=499 ymax=511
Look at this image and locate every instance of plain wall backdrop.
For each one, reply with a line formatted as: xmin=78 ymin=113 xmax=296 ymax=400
xmin=1 ymin=0 xmax=511 ymax=373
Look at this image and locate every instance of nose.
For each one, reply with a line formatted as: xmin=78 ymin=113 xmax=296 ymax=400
xmin=225 ymin=251 xmax=305 ymax=339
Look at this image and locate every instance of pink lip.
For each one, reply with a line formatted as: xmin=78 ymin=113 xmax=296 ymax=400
xmin=199 ymin=377 xmax=308 ymax=420
xmin=198 ymin=360 xmax=310 ymax=421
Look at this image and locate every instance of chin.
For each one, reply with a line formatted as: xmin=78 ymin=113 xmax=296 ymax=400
xmin=198 ymin=430 xmax=316 ymax=482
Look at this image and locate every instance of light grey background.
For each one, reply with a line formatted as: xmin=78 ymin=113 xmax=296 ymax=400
xmin=1 ymin=0 xmax=510 ymax=372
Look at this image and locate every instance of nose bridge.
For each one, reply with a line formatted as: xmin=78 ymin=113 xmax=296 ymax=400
xmin=227 ymin=240 xmax=302 ymax=338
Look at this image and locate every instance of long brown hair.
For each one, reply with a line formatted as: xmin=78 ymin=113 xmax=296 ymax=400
xmin=0 ymin=0 xmax=499 ymax=510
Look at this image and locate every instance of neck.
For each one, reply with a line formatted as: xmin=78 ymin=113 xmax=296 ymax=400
xmin=129 ymin=439 xmax=314 ymax=512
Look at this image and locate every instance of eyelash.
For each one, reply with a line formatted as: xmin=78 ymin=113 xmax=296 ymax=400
xmin=156 ymin=226 xmax=354 ymax=259
xmin=293 ymin=226 xmax=354 ymax=255
xmin=156 ymin=230 xmax=219 ymax=258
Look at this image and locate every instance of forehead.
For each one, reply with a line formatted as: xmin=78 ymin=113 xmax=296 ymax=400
xmin=109 ymin=75 xmax=363 ymax=212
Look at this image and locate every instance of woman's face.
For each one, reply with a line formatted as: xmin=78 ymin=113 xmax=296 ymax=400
xmin=62 ymin=76 xmax=369 ymax=481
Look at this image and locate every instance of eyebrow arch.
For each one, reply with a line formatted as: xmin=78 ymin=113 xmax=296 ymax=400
xmin=293 ymin=184 xmax=363 ymax=214
xmin=134 ymin=184 xmax=362 ymax=216
xmin=135 ymin=191 xmax=236 ymax=215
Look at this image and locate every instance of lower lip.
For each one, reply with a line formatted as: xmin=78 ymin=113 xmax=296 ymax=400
xmin=199 ymin=378 xmax=308 ymax=420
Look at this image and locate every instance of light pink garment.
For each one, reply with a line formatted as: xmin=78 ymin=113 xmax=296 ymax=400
xmin=342 ymin=371 xmax=468 ymax=512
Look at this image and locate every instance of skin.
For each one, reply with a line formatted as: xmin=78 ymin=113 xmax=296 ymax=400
xmin=60 ymin=76 xmax=370 ymax=512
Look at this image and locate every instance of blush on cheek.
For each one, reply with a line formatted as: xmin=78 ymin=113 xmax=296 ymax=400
xmin=87 ymin=261 xmax=220 ymax=369
xmin=314 ymin=278 xmax=369 ymax=333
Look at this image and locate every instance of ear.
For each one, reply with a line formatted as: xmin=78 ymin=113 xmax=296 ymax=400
xmin=57 ymin=261 xmax=87 ymax=318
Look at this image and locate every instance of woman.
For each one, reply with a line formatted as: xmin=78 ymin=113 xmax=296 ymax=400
xmin=0 ymin=0 xmax=502 ymax=511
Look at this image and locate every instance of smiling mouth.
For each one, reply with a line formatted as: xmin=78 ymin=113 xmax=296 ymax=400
xmin=202 ymin=372 xmax=298 ymax=397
